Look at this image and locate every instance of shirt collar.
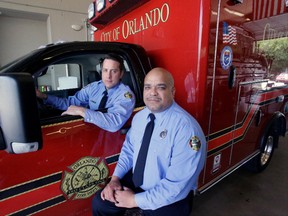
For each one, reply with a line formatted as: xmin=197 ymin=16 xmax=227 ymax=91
xmin=100 ymin=81 xmax=121 ymax=96
xmin=145 ymin=101 xmax=175 ymax=123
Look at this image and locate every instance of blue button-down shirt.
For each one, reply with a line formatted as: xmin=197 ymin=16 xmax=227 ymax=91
xmin=113 ymin=101 xmax=206 ymax=210
xmin=45 ymin=81 xmax=135 ymax=132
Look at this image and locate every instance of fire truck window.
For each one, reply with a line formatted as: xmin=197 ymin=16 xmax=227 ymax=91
xmin=35 ymin=53 xmax=137 ymax=121
xmin=36 ymin=63 xmax=81 ymax=120
xmin=37 ymin=64 xmax=81 ymax=91
xmin=121 ymin=61 xmax=135 ymax=94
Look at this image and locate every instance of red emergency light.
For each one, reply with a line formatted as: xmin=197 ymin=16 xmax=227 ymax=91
xmin=88 ymin=0 xmax=150 ymax=29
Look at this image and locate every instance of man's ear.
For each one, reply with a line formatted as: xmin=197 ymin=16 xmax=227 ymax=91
xmin=172 ymin=87 xmax=176 ymax=98
xmin=120 ymin=70 xmax=125 ymax=78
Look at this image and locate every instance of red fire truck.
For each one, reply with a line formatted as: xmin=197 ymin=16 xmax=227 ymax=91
xmin=89 ymin=0 xmax=288 ymax=190
xmin=0 ymin=0 xmax=287 ymax=215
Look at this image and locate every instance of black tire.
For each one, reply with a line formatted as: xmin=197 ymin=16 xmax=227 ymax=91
xmin=244 ymin=129 xmax=277 ymax=173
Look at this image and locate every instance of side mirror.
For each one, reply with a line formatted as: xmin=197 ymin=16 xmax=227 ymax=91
xmin=0 ymin=73 xmax=42 ymax=154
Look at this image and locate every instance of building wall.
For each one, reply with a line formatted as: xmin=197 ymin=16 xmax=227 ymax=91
xmin=0 ymin=0 xmax=92 ymax=66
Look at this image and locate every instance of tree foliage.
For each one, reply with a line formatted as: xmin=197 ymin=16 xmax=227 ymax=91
xmin=258 ymin=37 xmax=288 ymax=75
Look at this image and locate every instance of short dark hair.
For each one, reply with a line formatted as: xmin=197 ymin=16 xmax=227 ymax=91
xmin=101 ymin=53 xmax=124 ymax=71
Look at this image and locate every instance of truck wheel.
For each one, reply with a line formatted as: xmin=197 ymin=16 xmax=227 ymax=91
xmin=245 ymin=130 xmax=276 ymax=173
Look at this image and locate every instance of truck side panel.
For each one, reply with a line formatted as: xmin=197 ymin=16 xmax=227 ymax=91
xmin=91 ymin=0 xmax=288 ymax=192
xmin=93 ymin=0 xmax=210 ymax=122
xmin=0 ymin=43 xmax=151 ymax=215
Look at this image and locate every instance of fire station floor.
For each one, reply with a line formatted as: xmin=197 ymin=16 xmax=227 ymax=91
xmin=192 ymin=133 xmax=288 ymax=216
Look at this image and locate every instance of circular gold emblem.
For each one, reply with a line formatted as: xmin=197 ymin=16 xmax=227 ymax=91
xmin=61 ymin=156 xmax=109 ymax=200
xmin=124 ymin=92 xmax=133 ymax=99
xmin=189 ymin=136 xmax=201 ymax=152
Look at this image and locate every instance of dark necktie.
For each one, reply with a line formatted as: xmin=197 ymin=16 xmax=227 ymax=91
xmin=133 ymin=113 xmax=155 ymax=187
xmin=98 ymin=90 xmax=108 ymax=109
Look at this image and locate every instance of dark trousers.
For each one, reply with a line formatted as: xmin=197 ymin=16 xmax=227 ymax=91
xmin=92 ymin=171 xmax=194 ymax=216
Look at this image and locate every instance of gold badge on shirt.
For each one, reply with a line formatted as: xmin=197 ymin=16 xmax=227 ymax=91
xmin=124 ymin=92 xmax=133 ymax=99
xmin=189 ymin=136 xmax=201 ymax=152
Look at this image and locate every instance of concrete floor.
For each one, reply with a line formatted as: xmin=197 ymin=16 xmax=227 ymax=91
xmin=192 ymin=134 xmax=288 ymax=216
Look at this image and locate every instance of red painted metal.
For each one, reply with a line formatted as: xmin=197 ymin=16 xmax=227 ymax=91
xmin=91 ymin=0 xmax=288 ymax=193
xmin=1 ymin=0 xmax=287 ymax=215
xmin=93 ymin=0 xmax=210 ymax=121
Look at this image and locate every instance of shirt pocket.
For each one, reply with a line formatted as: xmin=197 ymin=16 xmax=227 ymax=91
xmin=151 ymin=136 xmax=172 ymax=167
xmin=89 ymin=100 xmax=98 ymax=110
xmin=130 ymin=128 xmax=143 ymax=152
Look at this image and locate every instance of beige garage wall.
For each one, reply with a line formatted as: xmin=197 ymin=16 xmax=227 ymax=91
xmin=0 ymin=0 xmax=93 ymax=66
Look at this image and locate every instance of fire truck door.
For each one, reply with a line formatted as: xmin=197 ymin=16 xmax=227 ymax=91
xmin=205 ymin=0 xmax=240 ymax=173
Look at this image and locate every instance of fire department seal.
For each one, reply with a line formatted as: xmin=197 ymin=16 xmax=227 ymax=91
xmin=220 ymin=46 xmax=233 ymax=70
xmin=189 ymin=136 xmax=201 ymax=152
xmin=61 ymin=156 xmax=109 ymax=200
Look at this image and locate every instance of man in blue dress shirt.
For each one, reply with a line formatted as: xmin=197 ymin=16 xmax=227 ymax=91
xmin=92 ymin=67 xmax=207 ymax=215
xmin=36 ymin=53 xmax=135 ymax=132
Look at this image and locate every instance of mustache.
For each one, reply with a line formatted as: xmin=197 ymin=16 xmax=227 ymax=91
xmin=145 ymin=96 xmax=161 ymax=101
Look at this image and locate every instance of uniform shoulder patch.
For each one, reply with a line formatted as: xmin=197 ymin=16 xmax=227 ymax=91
xmin=124 ymin=92 xmax=133 ymax=99
xmin=189 ymin=136 xmax=201 ymax=152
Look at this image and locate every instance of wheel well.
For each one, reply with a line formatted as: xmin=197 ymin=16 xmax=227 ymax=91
xmin=271 ymin=112 xmax=286 ymax=137
xmin=263 ymin=112 xmax=286 ymax=148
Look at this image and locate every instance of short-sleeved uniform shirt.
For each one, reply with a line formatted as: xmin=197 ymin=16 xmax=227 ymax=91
xmin=45 ymin=81 xmax=135 ymax=132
